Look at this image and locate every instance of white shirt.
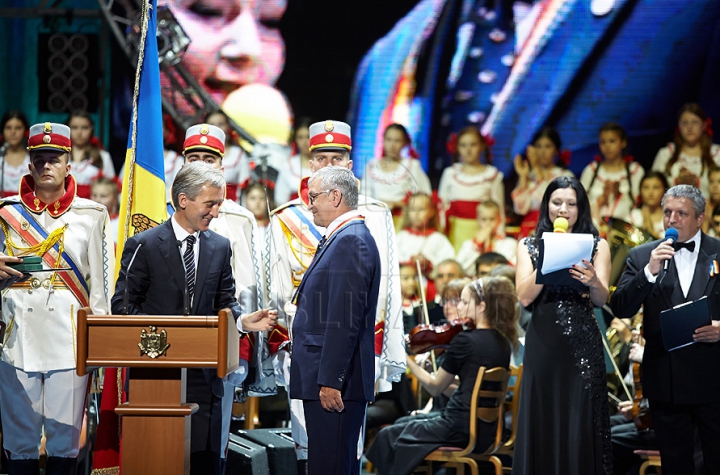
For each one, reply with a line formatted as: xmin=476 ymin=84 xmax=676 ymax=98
xmin=171 ymin=214 xmax=199 ymax=272
xmin=644 ymin=229 xmax=701 ymax=297
xmin=323 ymin=210 xmax=363 ymax=239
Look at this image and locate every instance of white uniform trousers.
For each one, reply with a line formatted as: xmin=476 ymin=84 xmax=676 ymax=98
xmin=0 ymin=362 xmax=88 ymax=459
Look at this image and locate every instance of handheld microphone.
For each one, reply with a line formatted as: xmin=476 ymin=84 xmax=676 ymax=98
xmin=177 ymin=240 xmax=190 ymax=316
xmin=0 ymin=142 xmax=8 ymax=157
xmin=122 ymin=237 xmax=146 ymax=315
xmin=662 ymin=227 xmax=679 ymax=272
xmin=553 ymin=217 xmax=568 ymax=233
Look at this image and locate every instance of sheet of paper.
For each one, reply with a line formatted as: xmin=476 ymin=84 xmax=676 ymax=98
xmin=540 ymin=232 xmax=595 ymax=274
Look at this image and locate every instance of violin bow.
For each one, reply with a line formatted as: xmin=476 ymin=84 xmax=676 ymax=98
xmin=599 ymin=320 xmax=633 ymax=401
xmin=415 ymin=259 xmax=437 ymax=373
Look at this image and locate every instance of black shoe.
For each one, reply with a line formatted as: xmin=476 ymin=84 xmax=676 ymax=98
xmin=6 ymin=458 xmax=39 ymax=475
xmin=44 ymin=457 xmax=77 ymax=475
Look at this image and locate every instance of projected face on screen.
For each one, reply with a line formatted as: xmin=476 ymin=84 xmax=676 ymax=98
xmin=162 ymin=0 xmax=287 ymax=105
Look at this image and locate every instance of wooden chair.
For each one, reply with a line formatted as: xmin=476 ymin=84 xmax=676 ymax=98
xmin=635 ymin=449 xmax=662 ymax=475
xmin=418 ymin=366 xmax=510 ymax=475
xmin=493 ymin=364 xmax=523 ymax=473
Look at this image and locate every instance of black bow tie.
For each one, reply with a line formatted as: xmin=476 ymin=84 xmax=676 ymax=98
xmin=674 ymin=240 xmax=696 ymax=252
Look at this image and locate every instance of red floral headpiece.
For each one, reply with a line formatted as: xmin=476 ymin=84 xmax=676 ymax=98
xmin=559 ymin=149 xmax=572 ymax=166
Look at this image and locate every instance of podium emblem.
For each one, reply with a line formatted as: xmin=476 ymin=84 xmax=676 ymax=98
xmin=138 ymin=326 xmax=170 ymax=358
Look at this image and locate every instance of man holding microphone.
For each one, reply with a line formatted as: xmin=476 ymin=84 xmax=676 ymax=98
xmin=611 ymin=184 xmax=720 ymax=474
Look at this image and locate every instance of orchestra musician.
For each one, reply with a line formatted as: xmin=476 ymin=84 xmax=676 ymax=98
xmin=365 ymin=276 xmax=517 ymax=475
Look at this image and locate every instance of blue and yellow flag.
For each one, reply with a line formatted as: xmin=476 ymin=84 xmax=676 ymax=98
xmin=115 ymin=0 xmax=166 ymax=275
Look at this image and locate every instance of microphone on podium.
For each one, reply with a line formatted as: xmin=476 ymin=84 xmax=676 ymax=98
xmin=663 ymin=227 xmax=679 ymax=272
xmin=122 ymin=237 xmax=146 ymax=315
xmin=553 ymin=217 xmax=568 ymax=233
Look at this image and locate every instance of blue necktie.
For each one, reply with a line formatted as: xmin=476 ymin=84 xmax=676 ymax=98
xmin=316 ymin=235 xmax=327 ymax=253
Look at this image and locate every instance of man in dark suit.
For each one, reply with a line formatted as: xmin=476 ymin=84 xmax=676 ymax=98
xmin=289 ymin=165 xmax=381 ymax=475
xmin=611 ymin=184 xmax=720 ymax=474
xmin=112 ymin=161 xmax=276 ymax=475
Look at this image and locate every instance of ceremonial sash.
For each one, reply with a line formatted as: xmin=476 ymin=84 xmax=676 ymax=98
xmin=292 ymin=217 xmax=366 ymax=305
xmin=0 ymin=204 xmax=89 ymax=307
xmin=276 ymin=205 xmax=322 ymax=248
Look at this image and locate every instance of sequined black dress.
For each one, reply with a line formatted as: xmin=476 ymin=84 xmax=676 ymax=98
xmin=512 ymin=236 xmax=612 ymax=475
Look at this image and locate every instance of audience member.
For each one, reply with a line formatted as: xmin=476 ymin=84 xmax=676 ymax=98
xmin=475 ymin=251 xmax=509 ymax=278
xmin=361 ymin=124 xmax=431 ymax=219
xmin=627 ymin=171 xmax=669 ymax=239
xmin=275 ymin=117 xmax=313 ymax=205
xmin=511 ymin=127 xmax=574 ymax=238
xmin=438 ymin=126 xmax=504 ymax=238
xmin=0 ymin=110 xmax=30 ymax=197
xmin=396 ymin=193 xmax=455 ymax=281
xmin=455 ymin=200 xmax=517 ymax=275
xmin=580 ymin=122 xmax=643 ymax=225
xmin=652 ymin=102 xmax=720 ymax=196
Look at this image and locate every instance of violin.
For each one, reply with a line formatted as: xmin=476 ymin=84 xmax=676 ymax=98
xmin=405 ymin=318 xmax=472 ymax=355
xmin=631 ymin=325 xmax=652 ymax=430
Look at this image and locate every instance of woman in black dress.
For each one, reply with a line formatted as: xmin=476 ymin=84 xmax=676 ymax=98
xmin=365 ymin=275 xmax=518 ymax=475
xmin=512 ymin=176 xmax=612 ymax=474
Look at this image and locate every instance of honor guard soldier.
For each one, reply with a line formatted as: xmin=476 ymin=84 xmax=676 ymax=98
xmin=267 ymin=119 xmax=405 ymax=462
xmin=0 ymin=122 xmax=114 ymax=474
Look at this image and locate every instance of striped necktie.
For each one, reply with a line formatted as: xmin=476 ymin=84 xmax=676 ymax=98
xmin=316 ymin=235 xmax=327 ymax=254
xmin=184 ymin=235 xmax=196 ymax=304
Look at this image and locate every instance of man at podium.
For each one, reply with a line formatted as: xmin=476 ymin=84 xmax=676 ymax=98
xmin=112 ymin=161 xmax=276 ymax=475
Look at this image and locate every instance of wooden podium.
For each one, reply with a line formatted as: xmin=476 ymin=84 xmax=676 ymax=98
xmin=76 ymin=308 xmax=239 ymax=475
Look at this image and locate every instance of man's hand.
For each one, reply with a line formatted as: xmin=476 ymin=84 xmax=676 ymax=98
xmin=647 ymin=240 xmax=675 ymax=276
xmin=319 ymin=386 xmax=344 ymax=413
xmin=241 ymin=308 xmax=278 ymax=332
xmin=0 ymin=253 xmax=24 ymax=280
xmin=693 ymin=321 xmax=720 ymax=343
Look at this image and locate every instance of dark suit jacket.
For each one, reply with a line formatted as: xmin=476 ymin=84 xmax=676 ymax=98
xmin=289 ymin=220 xmax=380 ymax=403
xmin=610 ymin=233 xmax=720 ymax=405
xmin=112 ymin=219 xmax=242 ymax=396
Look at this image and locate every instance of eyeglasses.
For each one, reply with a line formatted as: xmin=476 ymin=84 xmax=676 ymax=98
xmin=440 ymin=298 xmax=459 ymax=306
xmin=308 ymin=189 xmax=335 ymax=205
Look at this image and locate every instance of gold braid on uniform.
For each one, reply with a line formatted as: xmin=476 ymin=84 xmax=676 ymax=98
xmin=0 ymin=221 xmax=69 ymax=346
xmin=0 ymin=220 xmax=68 ymax=289
xmin=278 ymin=219 xmax=316 ymax=287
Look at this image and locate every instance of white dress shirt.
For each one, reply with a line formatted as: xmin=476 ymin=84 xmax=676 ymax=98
xmin=644 ymin=229 xmax=701 ymax=297
xmin=171 ymin=214 xmax=199 ymax=275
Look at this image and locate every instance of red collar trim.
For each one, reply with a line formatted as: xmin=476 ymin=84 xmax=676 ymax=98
xmin=405 ymin=227 xmax=437 ymax=236
xmin=19 ymin=174 xmax=77 ymax=217
xmin=299 ymin=176 xmax=311 ymax=206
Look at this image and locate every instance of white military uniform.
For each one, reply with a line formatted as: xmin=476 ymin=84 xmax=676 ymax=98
xmin=206 ymin=198 xmax=264 ymax=455
xmin=267 ymin=178 xmax=405 ymax=459
xmin=0 ymin=175 xmax=114 ymax=459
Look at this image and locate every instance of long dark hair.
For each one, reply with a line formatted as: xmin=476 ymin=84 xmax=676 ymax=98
xmin=536 ymin=176 xmax=598 ymax=236
xmin=667 ymin=103 xmax=713 ymax=176
xmin=66 ymin=110 xmax=104 ymax=169
xmin=1 ymin=109 xmax=30 ymax=132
